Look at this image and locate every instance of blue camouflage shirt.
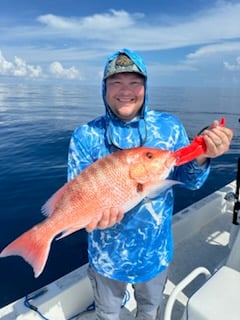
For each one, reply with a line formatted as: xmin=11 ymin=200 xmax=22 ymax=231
xmin=67 ymin=48 xmax=210 ymax=283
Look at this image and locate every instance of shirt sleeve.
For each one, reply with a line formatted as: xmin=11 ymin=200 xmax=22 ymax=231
xmin=174 ymin=159 xmax=210 ymax=190
xmin=67 ymin=127 xmax=93 ymax=181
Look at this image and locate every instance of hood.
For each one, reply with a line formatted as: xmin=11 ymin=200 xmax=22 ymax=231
xmin=102 ymin=48 xmax=149 ymax=150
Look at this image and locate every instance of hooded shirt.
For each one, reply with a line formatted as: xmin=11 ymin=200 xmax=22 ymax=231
xmin=67 ymin=48 xmax=210 ymax=283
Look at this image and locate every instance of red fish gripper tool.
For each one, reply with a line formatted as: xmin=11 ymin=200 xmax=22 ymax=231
xmin=174 ymin=117 xmax=226 ymax=166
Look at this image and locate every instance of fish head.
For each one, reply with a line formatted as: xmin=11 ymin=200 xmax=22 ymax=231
xmin=127 ymin=147 xmax=176 ymax=183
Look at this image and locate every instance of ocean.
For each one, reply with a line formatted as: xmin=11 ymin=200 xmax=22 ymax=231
xmin=0 ymin=82 xmax=239 ymax=308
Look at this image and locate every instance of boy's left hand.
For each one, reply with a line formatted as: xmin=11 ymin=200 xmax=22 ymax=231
xmin=197 ymin=120 xmax=233 ymax=165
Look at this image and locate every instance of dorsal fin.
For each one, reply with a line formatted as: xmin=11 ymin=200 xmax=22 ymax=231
xmin=41 ymin=183 xmax=68 ymax=216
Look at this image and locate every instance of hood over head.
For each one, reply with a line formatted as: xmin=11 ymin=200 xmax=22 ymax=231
xmin=102 ymin=48 xmax=149 ymax=150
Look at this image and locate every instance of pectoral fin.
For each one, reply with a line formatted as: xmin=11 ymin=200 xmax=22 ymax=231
xmin=142 ymin=180 xmax=183 ymax=199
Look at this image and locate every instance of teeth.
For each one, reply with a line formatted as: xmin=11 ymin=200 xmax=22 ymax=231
xmin=117 ymin=97 xmax=133 ymax=102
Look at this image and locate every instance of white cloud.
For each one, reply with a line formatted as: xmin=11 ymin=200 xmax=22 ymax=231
xmin=0 ymin=50 xmax=42 ymax=78
xmin=1 ymin=2 xmax=240 ymax=84
xmin=181 ymin=41 xmax=240 ymax=76
xmin=37 ymin=10 xmax=139 ymax=32
xmin=0 ymin=50 xmax=81 ymax=80
xmin=0 ymin=3 xmax=240 ymax=62
xmin=2 ymin=3 xmax=239 ymax=51
xmin=34 ymin=3 xmax=240 ymax=50
xmin=0 ymin=50 xmax=13 ymax=73
xmin=224 ymin=56 xmax=240 ymax=71
xmin=37 ymin=14 xmax=77 ymax=30
xmin=49 ymin=61 xmax=81 ymax=79
xmin=148 ymin=62 xmax=197 ymax=76
xmin=186 ymin=42 xmax=240 ymax=61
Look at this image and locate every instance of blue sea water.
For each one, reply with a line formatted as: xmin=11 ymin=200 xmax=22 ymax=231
xmin=0 ymin=82 xmax=239 ymax=307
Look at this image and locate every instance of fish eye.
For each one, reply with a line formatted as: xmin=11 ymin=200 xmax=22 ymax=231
xmin=146 ymin=152 xmax=153 ymax=159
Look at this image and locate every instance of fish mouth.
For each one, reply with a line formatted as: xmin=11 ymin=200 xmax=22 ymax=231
xmin=151 ymin=153 xmax=176 ymax=181
xmin=165 ymin=153 xmax=177 ymax=169
xmin=160 ymin=154 xmax=177 ymax=179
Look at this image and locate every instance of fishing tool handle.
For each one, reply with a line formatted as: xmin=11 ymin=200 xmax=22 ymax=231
xmin=175 ymin=117 xmax=226 ymax=166
xmin=232 ymin=115 xmax=240 ymax=225
xmin=233 ymin=158 xmax=240 ymax=225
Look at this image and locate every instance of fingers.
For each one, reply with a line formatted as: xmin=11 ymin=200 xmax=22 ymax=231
xmin=97 ymin=208 xmax=124 ymax=230
xmin=202 ymin=125 xmax=233 ymax=158
xmin=208 ymin=120 xmax=220 ymax=129
xmin=86 ymin=217 xmax=100 ymax=232
xmin=86 ymin=207 xmax=124 ymax=232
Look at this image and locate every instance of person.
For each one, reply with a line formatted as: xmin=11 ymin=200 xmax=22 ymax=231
xmin=67 ymin=48 xmax=233 ymax=320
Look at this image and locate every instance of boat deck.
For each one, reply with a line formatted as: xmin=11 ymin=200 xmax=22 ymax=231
xmin=163 ymin=209 xmax=231 ymax=320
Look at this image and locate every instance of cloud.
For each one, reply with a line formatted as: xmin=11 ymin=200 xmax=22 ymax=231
xmin=186 ymin=42 xmax=240 ymax=61
xmin=224 ymin=56 xmax=240 ymax=71
xmin=0 ymin=50 xmax=81 ymax=79
xmin=0 ymin=50 xmax=42 ymax=78
xmin=148 ymin=62 xmax=197 ymax=76
xmin=34 ymin=3 xmax=240 ymax=50
xmin=49 ymin=61 xmax=81 ymax=79
xmin=1 ymin=2 xmax=240 ymax=85
xmin=37 ymin=10 xmax=140 ymax=32
xmin=1 ymin=2 xmax=239 ymax=52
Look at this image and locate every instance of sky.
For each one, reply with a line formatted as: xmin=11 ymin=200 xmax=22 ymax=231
xmin=1 ymin=0 xmax=240 ymax=87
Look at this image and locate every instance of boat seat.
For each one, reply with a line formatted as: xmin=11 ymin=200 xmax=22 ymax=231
xmin=185 ymin=265 xmax=240 ymax=320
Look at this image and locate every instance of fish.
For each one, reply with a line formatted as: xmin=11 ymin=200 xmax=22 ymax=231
xmin=0 ymin=117 xmax=226 ymax=278
xmin=0 ymin=147 xmax=177 ymax=278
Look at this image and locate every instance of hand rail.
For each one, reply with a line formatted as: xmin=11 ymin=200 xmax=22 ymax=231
xmin=163 ymin=267 xmax=211 ymax=320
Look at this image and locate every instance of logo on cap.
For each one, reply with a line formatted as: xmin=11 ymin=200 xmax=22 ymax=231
xmin=115 ymin=54 xmax=134 ymax=67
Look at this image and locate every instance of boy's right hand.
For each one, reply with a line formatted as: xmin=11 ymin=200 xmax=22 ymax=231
xmin=86 ymin=207 xmax=124 ymax=232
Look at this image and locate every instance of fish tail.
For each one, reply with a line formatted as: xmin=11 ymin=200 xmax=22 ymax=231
xmin=0 ymin=225 xmax=53 ymax=278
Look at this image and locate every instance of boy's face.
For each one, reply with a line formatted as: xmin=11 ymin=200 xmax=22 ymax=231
xmin=106 ymin=72 xmax=145 ymax=122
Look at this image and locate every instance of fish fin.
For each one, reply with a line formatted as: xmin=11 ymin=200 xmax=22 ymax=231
xmin=0 ymin=225 xmax=53 ymax=278
xmin=41 ymin=183 xmax=68 ymax=216
xmin=143 ymin=180 xmax=182 ymax=199
xmin=55 ymin=226 xmax=82 ymax=240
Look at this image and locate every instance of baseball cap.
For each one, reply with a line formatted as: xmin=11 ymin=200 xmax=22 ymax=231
xmin=104 ymin=53 xmax=146 ymax=79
